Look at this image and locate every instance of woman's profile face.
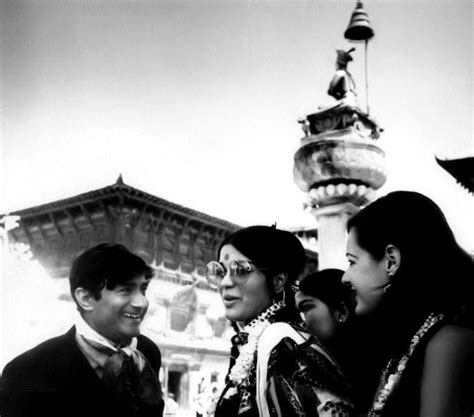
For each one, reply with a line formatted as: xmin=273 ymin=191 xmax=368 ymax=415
xmin=218 ymin=244 xmax=273 ymax=325
xmin=342 ymin=229 xmax=388 ymax=316
xmin=295 ymin=292 xmax=338 ymax=345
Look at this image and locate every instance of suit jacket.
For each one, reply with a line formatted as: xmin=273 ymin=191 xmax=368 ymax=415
xmin=0 ymin=327 xmax=164 ymax=417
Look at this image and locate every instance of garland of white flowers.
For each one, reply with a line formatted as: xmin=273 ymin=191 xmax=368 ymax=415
xmin=368 ymin=312 xmax=445 ymax=417
xmin=228 ymin=301 xmax=285 ymax=388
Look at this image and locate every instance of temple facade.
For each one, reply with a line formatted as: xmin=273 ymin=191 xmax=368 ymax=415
xmin=5 ymin=176 xmax=318 ymax=412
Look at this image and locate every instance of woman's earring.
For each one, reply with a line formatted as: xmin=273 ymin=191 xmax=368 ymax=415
xmin=384 ymin=271 xmax=394 ymax=295
xmin=274 ymin=289 xmax=286 ymax=306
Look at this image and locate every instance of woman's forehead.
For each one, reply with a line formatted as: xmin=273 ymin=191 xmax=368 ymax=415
xmin=219 ymin=244 xmax=252 ymax=262
xmin=295 ymin=291 xmax=321 ymax=303
xmin=347 ymin=229 xmax=362 ymax=251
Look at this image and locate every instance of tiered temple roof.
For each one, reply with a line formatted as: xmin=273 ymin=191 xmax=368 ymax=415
xmin=7 ymin=176 xmax=318 ymax=278
xmin=436 ymin=157 xmax=474 ymax=194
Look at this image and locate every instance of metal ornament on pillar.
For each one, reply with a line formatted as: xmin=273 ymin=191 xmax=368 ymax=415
xmin=344 ymin=0 xmax=375 ymax=115
xmin=344 ymin=1 xmax=374 ymax=42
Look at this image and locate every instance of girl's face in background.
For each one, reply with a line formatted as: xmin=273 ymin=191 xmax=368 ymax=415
xmin=295 ymin=292 xmax=339 ymax=345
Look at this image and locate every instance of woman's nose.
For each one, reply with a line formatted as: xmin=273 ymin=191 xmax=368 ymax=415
xmin=219 ymin=270 xmax=234 ymax=288
xmin=341 ymin=271 xmax=350 ymax=285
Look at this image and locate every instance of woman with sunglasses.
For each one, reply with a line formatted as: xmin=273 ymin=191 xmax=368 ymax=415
xmin=206 ymin=225 xmax=355 ymax=417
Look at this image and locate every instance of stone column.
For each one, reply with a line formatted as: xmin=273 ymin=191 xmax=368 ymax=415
xmin=294 ymin=105 xmax=386 ymax=270
xmin=311 ymin=202 xmax=358 ymax=269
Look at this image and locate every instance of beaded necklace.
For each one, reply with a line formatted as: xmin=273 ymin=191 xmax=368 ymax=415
xmin=228 ymin=301 xmax=285 ymax=388
xmin=368 ymin=312 xmax=445 ymax=417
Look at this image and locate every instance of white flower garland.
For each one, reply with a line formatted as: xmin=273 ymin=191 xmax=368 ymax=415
xmin=368 ymin=312 xmax=445 ymax=416
xmin=228 ymin=301 xmax=285 ymax=388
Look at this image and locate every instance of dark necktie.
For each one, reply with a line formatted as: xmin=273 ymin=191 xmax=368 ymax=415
xmin=83 ymin=338 xmax=162 ymax=417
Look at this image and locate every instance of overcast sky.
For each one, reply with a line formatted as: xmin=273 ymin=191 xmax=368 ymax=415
xmin=1 ymin=0 xmax=473 ymax=250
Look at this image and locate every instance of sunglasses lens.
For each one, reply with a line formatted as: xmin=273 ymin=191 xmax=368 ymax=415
xmin=231 ymin=261 xmax=249 ymax=275
xmin=205 ymin=261 xmax=225 ymax=287
xmin=230 ymin=261 xmax=253 ymax=284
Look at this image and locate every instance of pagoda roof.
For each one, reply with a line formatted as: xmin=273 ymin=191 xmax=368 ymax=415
xmin=9 ymin=176 xmax=240 ymax=231
xmin=436 ymin=157 xmax=474 ymax=194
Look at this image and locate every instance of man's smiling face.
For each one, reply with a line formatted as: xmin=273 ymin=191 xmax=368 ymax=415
xmin=85 ymin=274 xmax=150 ymax=345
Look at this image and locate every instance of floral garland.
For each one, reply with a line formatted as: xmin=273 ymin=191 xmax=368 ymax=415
xmin=228 ymin=301 xmax=285 ymax=388
xmin=368 ymin=312 xmax=445 ymax=417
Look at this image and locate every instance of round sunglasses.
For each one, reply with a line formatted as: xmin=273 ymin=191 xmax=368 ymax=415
xmin=205 ymin=260 xmax=268 ymax=288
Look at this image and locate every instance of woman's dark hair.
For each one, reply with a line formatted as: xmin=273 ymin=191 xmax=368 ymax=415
xmin=347 ymin=191 xmax=474 ymax=323
xmin=218 ymin=225 xmax=307 ymax=323
xmin=70 ymin=242 xmax=154 ymax=309
xmin=298 ymin=269 xmax=354 ymax=312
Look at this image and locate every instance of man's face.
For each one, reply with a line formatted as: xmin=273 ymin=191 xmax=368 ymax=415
xmin=85 ymin=274 xmax=150 ymax=345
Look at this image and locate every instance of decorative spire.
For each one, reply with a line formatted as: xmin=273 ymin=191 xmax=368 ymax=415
xmin=116 ymin=174 xmax=124 ymax=185
xmin=344 ymin=0 xmax=375 ymax=42
xmin=343 ymin=0 xmax=375 ymax=114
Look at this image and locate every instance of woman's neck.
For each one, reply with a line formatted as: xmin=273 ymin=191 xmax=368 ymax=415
xmin=237 ymin=301 xmax=285 ymax=329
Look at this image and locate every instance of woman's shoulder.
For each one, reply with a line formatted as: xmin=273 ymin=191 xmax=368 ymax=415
xmin=422 ymin=324 xmax=474 ymax=389
xmin=262 ymin=321 xmax=309 ymax=346
xmin=425 ymin=324 xmax=474 ymax=361
xmin=265 ymin=321 xmax=335 ymax=361
xmin=418 ymin=324 xmax=474 ymax=417
xmin=267 ymin=322 xmax=350 ymax=385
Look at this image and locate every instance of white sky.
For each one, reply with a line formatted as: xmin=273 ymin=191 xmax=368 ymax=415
xmin=1 ymin=0 xmax=473 ymax=251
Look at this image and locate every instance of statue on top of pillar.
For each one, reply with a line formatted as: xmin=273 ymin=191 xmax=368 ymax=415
xmin=327 ymin=47 xmax=358 ymax=108
xmin=297 ymin=45 xmax=381 ymax=140
xmin=293 ymin=0 xmax=384 ymax=269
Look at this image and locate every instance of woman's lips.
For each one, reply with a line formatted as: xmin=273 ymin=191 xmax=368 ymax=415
xmin=223 ymin=295 xmax=239 ymax=307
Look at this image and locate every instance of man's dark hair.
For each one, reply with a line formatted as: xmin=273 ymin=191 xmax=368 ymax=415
xmin=69 ymin=243 xmax=154 ymax=307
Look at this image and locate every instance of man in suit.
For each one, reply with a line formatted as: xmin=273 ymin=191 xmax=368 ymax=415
xmin=0 ymin=243 xmax=164 ymax=417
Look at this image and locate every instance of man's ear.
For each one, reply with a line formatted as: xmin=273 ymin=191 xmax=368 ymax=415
xmin=385 ymin=244 xmax=401 ymax=277
xmin=272 ymin=273 xmax=288 ymax=294
xmin=74 ymin=287 xmax=95 ymax=312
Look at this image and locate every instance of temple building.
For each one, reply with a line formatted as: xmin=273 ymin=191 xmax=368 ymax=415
xmin=3 ymin=176 xmax=318 ymax=412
